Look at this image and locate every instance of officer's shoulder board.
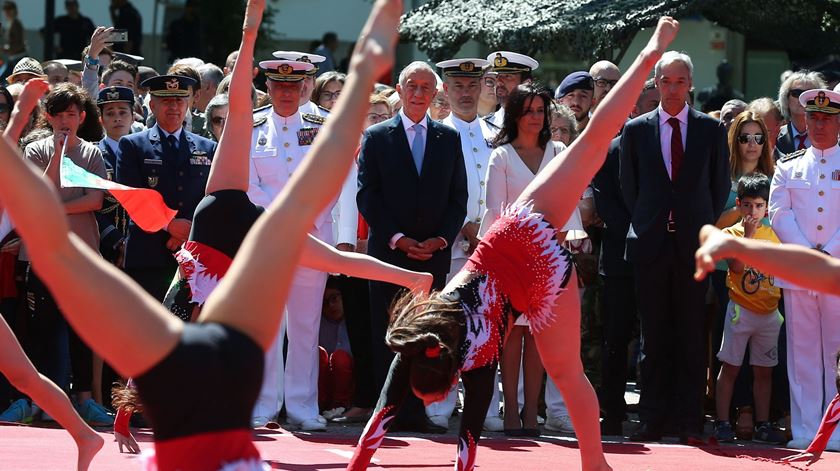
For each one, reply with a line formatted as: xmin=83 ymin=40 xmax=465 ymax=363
xmin=253 ymin=115 xmax=268 ymax=127
xmin=302 ymin=113 xmax=326 ymax=125
xmin=780 ymin=148 xmax=806 ymax=163
xmin=253 ymin=104 xmax=271 ymax=114
xmin=483 ymin=115 xmax=500 ymax=130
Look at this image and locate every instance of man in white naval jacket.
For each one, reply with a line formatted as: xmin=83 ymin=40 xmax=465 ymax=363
xmin=272 ymin=50 xmax=330 ymax=118
xmin=770 ymin=88 xmax=840 ymax=450
xmin=247 ymin=58 xmax=333 ymax=431
xmin=424 ymin=57 xmax=504 ymax=432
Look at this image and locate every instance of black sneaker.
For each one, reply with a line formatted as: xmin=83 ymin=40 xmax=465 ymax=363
xmin=714 ymin=420 xmax=735 ymax=443
xmin=754 ymin=422 xmax=787 ymax=444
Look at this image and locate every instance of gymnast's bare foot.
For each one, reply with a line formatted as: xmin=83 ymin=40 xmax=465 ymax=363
xmin=76 ymin=431 xmax=104 ymax=471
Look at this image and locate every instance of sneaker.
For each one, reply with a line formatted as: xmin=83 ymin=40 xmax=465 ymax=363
xmin=753 ymin=422 xmax=786 ymax=444
xmin=77 ymin=399 xmax=114 ymax=426
xmin=545 ymin=415 xmax=575 ymax=434
xmin=713 ymin=421 xmax=735 ymax=443
xmin=483 ymin=416 xmax=504 ymax=432
xmin=0 ymin=399 xmax=32 ymax=424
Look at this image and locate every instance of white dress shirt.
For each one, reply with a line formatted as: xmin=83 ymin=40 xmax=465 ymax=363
xmin=658 ymin=103 xmax=689 ymax=180
xmin=480 ymin=141 xmax=584 ymax=238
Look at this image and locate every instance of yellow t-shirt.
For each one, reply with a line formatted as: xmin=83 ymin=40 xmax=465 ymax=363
xmin=723 ymin=222 xmax=781 ymax=314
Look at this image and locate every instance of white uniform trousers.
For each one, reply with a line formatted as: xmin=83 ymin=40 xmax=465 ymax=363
xmin=785 ymin=289 xmax=840 ymax=442
xmin=252 ymin=315 xmax=287 ymax=420
xmin=426 ymin=257 xmax=502 ymax=421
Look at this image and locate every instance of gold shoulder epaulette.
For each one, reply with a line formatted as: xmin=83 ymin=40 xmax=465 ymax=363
xmin=780 ymin=148 xmax=806 ymax=163
xmin=253 ymin=115 xmax=268 ymax=127
xmin=302 ymin=113 xmax=326 ymax=125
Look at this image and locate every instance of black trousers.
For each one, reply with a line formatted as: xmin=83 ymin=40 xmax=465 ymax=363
xmin=334 ymin=275 xmax=377 ymax=409
xmin=598 ymin=274 xmax=637 ymax=423
xmin=634 ymin=234 xmax=708 ymax=434
xmin=369 ymin=272 xmax=447 ymax=424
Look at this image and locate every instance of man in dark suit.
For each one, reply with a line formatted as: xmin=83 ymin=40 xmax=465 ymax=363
xmin=116 ymin=75 xmax=216 ymax=301
xmin=357 ymin=61 xmax=468 ymax=433
xmin=619 ymin=52 xmax=729 ymax=442
xmin=592 ymin=79 xmax=660 ymax=436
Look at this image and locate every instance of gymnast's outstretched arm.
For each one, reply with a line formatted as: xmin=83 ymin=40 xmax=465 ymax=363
xmin=519 ymin=17 xmax=679 ymax=228
xmin=695 ymin=224 xmax=840 ymax=294
xmin=200 ymin=0 xmax=402 ymax=351
xmin=0 ymin=80 xmax=181 ymax=379
xmin=301 ymin=235 xmax=432 ymax=294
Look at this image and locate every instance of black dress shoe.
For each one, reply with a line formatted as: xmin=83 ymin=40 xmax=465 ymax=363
xmin=600 ymin=419 xmax=623 ymax=436
xmin=628 ymin=423 xmax=662 ymax=442
xmin=390 ymin=418 xmax=447 ymax=434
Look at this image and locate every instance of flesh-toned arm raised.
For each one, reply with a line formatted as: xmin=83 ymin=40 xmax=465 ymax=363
xmin=520 ymin=17 xmax=679 ymax=228
xmin=200 ymin=0 xmax=403 ymax=351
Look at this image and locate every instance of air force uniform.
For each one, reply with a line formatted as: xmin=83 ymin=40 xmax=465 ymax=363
xmin=484 ymin=51 xmax=539 ymax=128
xmin=247 ymin=60 xmax=333 ymax=429
xmin=769 ymin=89 xmax=840 ymax=444
xmin=116 ymin=75 xmax=216 ymax=300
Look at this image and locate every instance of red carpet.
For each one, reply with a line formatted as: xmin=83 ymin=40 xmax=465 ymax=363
xmin=2 ymin=424 xmax=838 ymax=470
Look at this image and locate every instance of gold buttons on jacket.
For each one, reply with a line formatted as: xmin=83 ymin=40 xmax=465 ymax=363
xmin=818 ymin=207 xmax=824 ymax=212
xmin=283 ymin=126 xmax=288 ymax=132
xmin=818 ymin=225 xmax=824 ymax=230
xmin=820 ymin=190 xmax=825 ymax=196
xmin=286 ymin=157 xmax=293 ymax=162
xmin=472 ymin=147 xmax=478 ymax=153
xmin=284 ymin=142 xmax=290 ymax=148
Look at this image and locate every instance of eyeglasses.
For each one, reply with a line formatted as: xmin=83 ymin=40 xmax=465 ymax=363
xmin=550 ymin=126 xmax=570 ymax=135
xmin=594 ymin=78 xmax=619 ymax=88
xmin=210 ymin=116 xmax=226 ymax=126
xmin=789 ymin=88 xmax=806 ymax=98
xmin=737 ymin=133 xmax=765 ymax=145
xmin=319 ymin=91 xmax=341 ymax=101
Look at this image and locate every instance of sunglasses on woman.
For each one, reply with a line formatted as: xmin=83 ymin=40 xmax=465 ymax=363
xmin=737 ymin=133 xmax=765 ymax=145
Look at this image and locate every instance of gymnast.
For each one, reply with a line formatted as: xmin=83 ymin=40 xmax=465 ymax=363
xmin=347 ymin=16 xmax=680 ymax=471
xmin=0 ymin=78 xmax=103 ymax=471
xmin=0 ymin=0 xmax=402 ymax=469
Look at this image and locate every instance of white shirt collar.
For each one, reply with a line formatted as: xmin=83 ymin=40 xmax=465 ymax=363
xmin=658 ymin=103 xmax=690 ymax=126
xmin=156 ymin=124 xmax=182 ymax=141
xmin=448 ymin=113 xmax=479 ymax=130
xmin=272 ymin=110 xmax=302 ymax=126
xmin=104 ymin=135 xmax=121 ymax=150
xmin=400 ymin=108 xmax=428 ymax=133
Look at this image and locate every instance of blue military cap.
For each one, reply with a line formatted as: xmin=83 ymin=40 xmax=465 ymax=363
xmin=96 ymin=86 xmax=135 ymax=107
xmin=555 ymin=71 xmax=594 ymax=99
xmin=142 ymin=74 xmax=197 ymax=98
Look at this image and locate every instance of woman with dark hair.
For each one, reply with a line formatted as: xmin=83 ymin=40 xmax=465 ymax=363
xmin=311 ymin=70 xmax=346 ymax=111
xmin=348 ymin=16 xmax=680 ymax=471
xmin=0 ymin=0 xmax=403 ymax=469
xmin=480 ymin=83 xmax=584 ymax=436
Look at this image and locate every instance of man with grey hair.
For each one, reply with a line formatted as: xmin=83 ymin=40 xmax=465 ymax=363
xmin=357 ymin=60 xmax=467 ymax=433
xmin=620 ymin=50 xmax=730 ymax=443
xmin=720 ymin=99 xmax=747 ymax=129
xmin=777 ymin=71 xmax=827 ymax=154
xmin=196 ymin=63 xmax=224 ymax=112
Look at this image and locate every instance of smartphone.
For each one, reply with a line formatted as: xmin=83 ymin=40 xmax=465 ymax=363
xmin=106 ymin=29 xmax=129 ymax=43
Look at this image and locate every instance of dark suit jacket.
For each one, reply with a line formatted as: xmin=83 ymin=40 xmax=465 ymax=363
xmin=593 ymin=137 xmax=633 ymax=277
xmin=94 ymin=139 xmax=125 ymax=260
xmin=775 ymin=122 xmax=802 ymax=156
xmin=357 ymin=114 xmax=468 ymax=275
xmin=619 ymin=107 xmax=730 ymax=264
xmin=115 ymin=126 xmax=216 ymax=268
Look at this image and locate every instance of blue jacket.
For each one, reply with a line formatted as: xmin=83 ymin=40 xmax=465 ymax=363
xmin=115 ymin=126 xmax=216 ymax=268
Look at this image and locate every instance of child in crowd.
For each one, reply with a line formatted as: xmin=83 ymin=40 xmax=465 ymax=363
xmin=318 ymin=276 xmax=354 ymax=417
xmin=713 ymin=173 xmax=785 ymax=443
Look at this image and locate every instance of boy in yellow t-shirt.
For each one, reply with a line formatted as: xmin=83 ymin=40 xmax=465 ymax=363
xmin=714 ymin=173 xmax=785 ymax=444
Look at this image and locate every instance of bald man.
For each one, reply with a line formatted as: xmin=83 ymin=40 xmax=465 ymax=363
xmin=589 ymin=60 xmax=621 ymax=110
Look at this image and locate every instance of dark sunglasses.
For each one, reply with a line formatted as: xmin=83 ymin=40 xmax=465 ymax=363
xmin=789 ymin=88 xmax=806 ymax=98
xmin=0 ymin=104 xmax=10 ymax=114
xmin=737 ymin=133 xmax=765 ymax=145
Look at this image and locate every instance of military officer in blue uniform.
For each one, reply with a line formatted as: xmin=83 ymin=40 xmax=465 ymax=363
xmin=95 ymin=85 xmax=135 ymax=264
xmin=115 ymin=74 xmax=217 ymax=301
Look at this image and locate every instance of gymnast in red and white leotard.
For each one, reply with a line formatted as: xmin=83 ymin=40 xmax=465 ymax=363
xmin=348 ymin=16 xmax=682 ymax=471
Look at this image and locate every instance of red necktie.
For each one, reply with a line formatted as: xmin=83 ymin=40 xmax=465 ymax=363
xmin=797 ymin=133 xmax=808 ymax=150
xmin=668 ymin=117 xmax=684 ymax=180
